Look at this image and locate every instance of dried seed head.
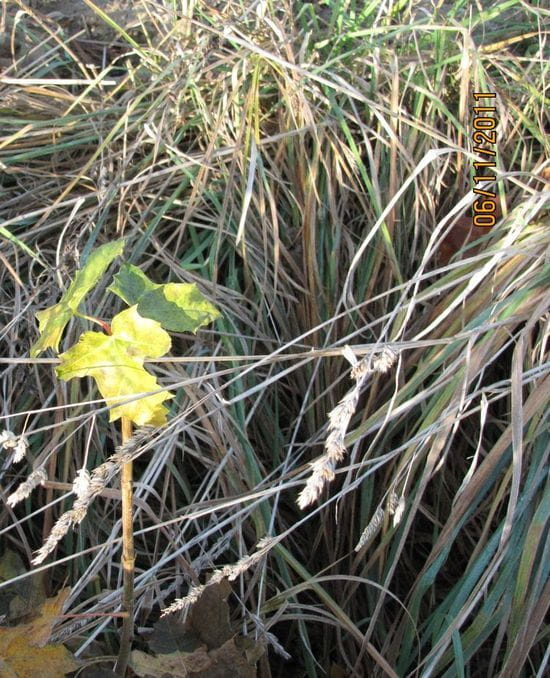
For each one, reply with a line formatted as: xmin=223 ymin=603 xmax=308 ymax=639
xmin=355 ymin=506 xmax=385 ymax=551
xmin=0 ymin=430 xmax=28 ymax=464
xmin=297 ymin=456 xmax=338 ymax=509
xmin=161 ymin=584 xmax=206 ymax=617
xmin=13 ymin=437 xmax=28 ymax=464
xmin=161 ymin=538 xmax=275 ymax=617
xmin=6 ymin=467 xmax=47 ymax=508
xmin=298 ymin=345 xmax=399 ymax=510
xmin=392 ymin=496 xmax=406 ymax=526
xmin=32 ymin=510 xmax=75 ymax=565
xmin=372 ymin=346 xmax=398 ymax=373
xmin=355 ymin=491 xmax=406 ymax=552
xmin=387 ymin=491 xmax=400 ymax=514
xmin=0 ymin=430 xmax=16 ymax=447
xmin=72 ymin=469 xmax=92 ymax=500
xmin=351 ymin=346 xmax=398 ymax=381
xmin=71 ymin=501 xmax=89 ymax=525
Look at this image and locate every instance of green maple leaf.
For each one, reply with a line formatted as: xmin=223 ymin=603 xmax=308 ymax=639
xmin=109 ymin=263 xmax=220 ymax=332
xmin=56 ymin=306 xmax=173 ymax=426
xmin=30 ymin=239 xmax=125 ymax=357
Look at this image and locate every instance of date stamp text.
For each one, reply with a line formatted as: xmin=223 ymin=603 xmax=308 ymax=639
xmin=472 ymin=92 xmax=498 ymax=228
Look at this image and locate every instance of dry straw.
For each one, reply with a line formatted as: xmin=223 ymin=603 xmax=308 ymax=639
xmin=297 ymin=346 xmax=398 ymax=510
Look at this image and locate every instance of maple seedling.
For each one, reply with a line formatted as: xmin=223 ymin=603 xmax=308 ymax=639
xmin=30 ymin=239 xmax=220 ymax=675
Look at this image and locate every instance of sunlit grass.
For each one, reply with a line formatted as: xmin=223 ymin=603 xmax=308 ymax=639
xmin=1 ymin=0 xmax=548 ymax=675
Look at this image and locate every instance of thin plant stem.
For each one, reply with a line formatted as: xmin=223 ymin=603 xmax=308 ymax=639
xmin=115 ymin=416 xmax=134 ymax=676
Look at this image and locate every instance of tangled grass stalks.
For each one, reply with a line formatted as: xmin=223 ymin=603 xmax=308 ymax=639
xmin=0 ymin=0 xmax=548 ymax=675
xmin=31 ymin=426 xmax=154 ymax=565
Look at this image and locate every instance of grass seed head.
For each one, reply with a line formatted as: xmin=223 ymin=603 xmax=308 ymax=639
xmin=6 ymin=467 xmax=47 ymax=508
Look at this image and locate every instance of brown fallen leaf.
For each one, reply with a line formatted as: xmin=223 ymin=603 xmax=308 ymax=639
xmin=148 ymin=581 xmax=233 ymax=654
xmin=187 ymin=580 xmax=233 ymax=650
xmin=0 ymin=548 xmax=46 ymax=622
xmin=148 ymin=616 xmax=201 ymax=655
xmin=0 ymin=588 xmax=78 ymax=677
xmin=130 ymin=637 xmax=257 ymax=678
xmin=194 ymin=637 xmax=257 ymax=678
xmin=130 ymin=645 xmax=212 ymax=677
xmin=26 ymin=588 xmax=71 ymax=646
xmin=135 ymin=581 xmax=261 ymax=677
xmin=0 ymin=638 xmax=78 ymax=678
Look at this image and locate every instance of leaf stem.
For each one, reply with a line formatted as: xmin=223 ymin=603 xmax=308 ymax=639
xmin=115 ymin=416 xmax=134 ymax=676
xmin=75 ymin=311 xmax=112 ymax=334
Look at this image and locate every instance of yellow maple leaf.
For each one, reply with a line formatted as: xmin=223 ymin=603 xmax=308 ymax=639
xmin=56 ymin=305 xmax=173 ymax=426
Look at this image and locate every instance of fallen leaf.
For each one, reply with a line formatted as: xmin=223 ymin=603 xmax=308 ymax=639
xmin=0 ymin=588 xmax=78 ymax=677
xmin=187 ymin=580 xmax=233 ymax=650
xmin=0 ymin=636 xmax=78 ymax=677
xmin=0 ymin=548 xmax=46 ymax=622
xmin=148 ymin=616 xmax=201 ymax=655
xmin=130 ymin=646 xmax=211 ymax=677
xmin=27 ymin=588 xmax=71 ymax=647
xmin=131 ymin=637 xmax=258 ymax=678
xmin=193 ymin=637 xmax=257 ymax=678
xmin=235 ymin=634 xmax=266 ymax=666
xmin=138 ymin=581 xmax=260 ymax=677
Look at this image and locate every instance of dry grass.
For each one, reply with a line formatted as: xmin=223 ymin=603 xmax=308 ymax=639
xmin=1 ymin=0 xmax=549 ymax=675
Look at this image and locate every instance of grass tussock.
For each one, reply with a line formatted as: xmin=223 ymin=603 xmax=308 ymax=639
xmin=1 ymin=0 xmax=549 ymax=675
